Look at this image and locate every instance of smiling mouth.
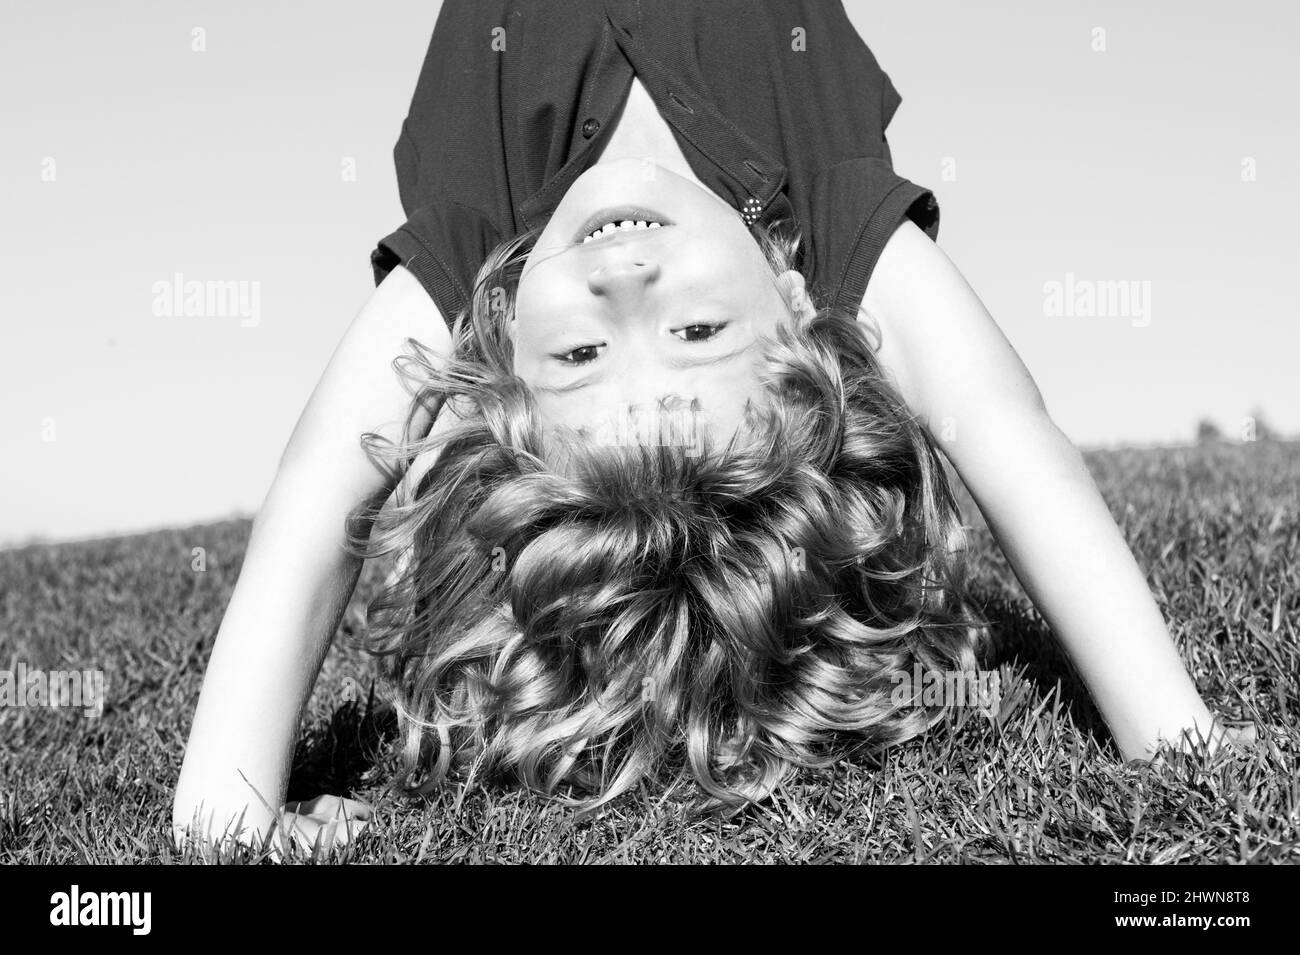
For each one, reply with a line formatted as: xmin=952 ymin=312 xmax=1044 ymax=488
xmin=583 ymin=219 xmax=665 ymax=243
xmin=575 ymin=207 xmax=674 ymax=244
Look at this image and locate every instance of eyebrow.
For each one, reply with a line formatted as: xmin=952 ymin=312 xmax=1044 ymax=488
xmin=534 ymin=341 xmax=756 ymax=395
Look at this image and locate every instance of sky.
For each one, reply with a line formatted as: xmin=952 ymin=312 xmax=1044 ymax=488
xmin=2 ymin=0 xmax=1297 ymax=546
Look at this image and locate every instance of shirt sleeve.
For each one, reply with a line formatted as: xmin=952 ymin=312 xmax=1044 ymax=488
xmin=807 ymin=157 xmax=940 ymax=316
xmin=370 ymin=198 xmax=502 ymax=332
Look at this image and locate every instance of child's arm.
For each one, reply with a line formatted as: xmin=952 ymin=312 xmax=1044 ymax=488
xmin=861 ymin=221 xmax=1225 ymax=760
xmin=172 ymin=265 xmax=448 ymax=849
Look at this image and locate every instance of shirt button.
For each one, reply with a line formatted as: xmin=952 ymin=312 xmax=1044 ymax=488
xmin=581 ymin=118 xmax=601 ymax=139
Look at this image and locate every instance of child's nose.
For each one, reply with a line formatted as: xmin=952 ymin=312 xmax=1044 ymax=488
xmin=586 ymin=259 xmax=661 ymax=303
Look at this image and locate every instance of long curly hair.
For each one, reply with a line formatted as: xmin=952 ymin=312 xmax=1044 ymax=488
xmin=350 ymin=223 xmax=986 ymax=810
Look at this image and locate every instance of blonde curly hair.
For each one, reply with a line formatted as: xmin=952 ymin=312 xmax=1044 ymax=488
xmin=350 ymin=223 xmax=985 ymax=810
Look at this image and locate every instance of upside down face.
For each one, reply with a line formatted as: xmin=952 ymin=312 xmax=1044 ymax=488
xmin=512 ymin=158 xmax=809 ymax=452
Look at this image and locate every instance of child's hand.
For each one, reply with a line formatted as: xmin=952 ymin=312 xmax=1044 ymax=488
xmin=281 ymin=795 xmax=374 ymax=853
xmin=1220 ymin=720 xmax=1259 ymax=749
xmin=1162 ymin=719 xmax=1260 ymax=762
xmin=1123 ymin=718 xmax=1261 ymax=770
xmin=173 ymin=795 xmax=373 ymax=859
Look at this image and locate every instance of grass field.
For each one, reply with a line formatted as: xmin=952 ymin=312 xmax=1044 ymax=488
xmin=1 ymin=440 xmax=1296 ymax=864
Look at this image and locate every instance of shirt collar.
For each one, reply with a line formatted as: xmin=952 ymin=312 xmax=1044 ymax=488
xmin=519 ymin=12 xmax=793 ymax=235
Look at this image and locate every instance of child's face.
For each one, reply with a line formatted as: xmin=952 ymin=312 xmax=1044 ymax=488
xmin=512 ymin=159 xmax=799 ymax=447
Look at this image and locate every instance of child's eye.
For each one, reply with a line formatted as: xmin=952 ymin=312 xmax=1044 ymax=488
xmin=554 ymin=324 xmax=726 ymax=364
xmin=554 ymin=344 xmax=603 ymax=365
xmin=673 ymin=322 xmax=727 ymax=343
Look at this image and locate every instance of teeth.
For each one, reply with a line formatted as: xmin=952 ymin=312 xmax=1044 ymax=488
xmin=583 ymin=219 xmax=663 ymax=242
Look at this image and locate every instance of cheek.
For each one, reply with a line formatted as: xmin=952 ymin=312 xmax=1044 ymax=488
xmin=513 ymin=272 xmax=565 ymax=344
xmin=508 ymin=296 xmax=547 ymax=375
xmin=682 ymin=229 xmax=778 ymax=306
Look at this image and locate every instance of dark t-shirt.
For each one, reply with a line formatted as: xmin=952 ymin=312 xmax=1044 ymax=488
xmin=371 ymin=0 xmax=939 ymax=326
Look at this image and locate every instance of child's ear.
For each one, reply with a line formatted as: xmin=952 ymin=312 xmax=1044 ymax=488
xmin=776 ymin=270 xmax=814 ymax=321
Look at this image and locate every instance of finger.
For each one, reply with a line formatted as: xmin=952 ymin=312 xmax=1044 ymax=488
xmin=336 ymin=798 xmax=374 ymax=821
xmin=284 ymin=795 xmax=336 ymax=817
xmin=1224 ymin=722 xmax=1259 ymax=746
xmin=284 ymin=815 xmax=321 ymax=855
xmin=284 ymin=795 xmax=373 ymax=822
xmin=320 ymin=815 xmax=370 ymax=847
xmin=285 ymin=814 xmax=338 ymax=855
xmin=284 ymin=811 xmax=370 ymax=853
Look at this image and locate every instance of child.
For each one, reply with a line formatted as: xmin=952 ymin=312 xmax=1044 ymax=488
xmin=174 ymin=0 xmax=1244 ymax=851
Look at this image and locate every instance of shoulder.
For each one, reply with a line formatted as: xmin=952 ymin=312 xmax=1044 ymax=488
xmin=805 ymin=159 xmax=939 ymax=314
xmin=861 ymin=220 xmax=1047 ymax=423
xmin=364 ymin=264 xmax=449 ymax=352
xmin=374 ymin=200 xmax=503 ymax=330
